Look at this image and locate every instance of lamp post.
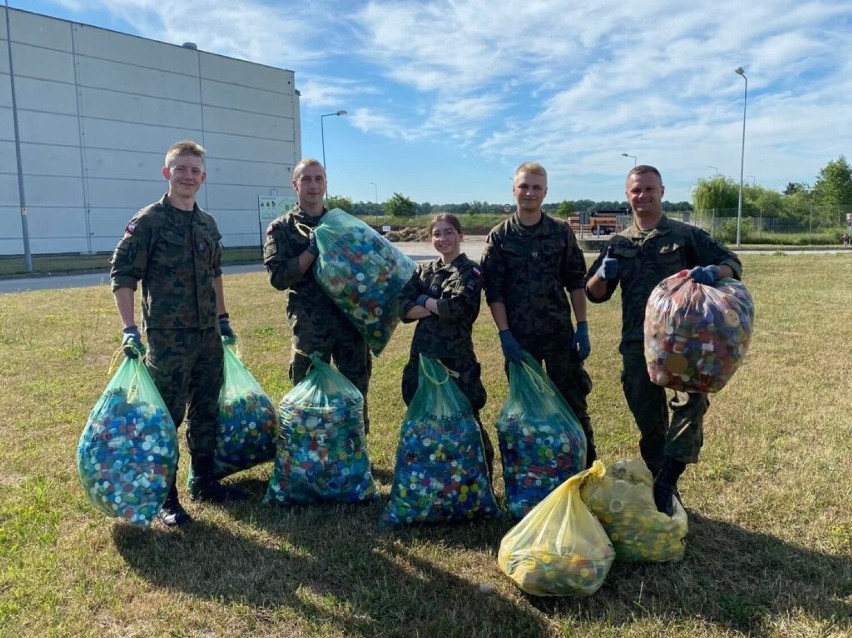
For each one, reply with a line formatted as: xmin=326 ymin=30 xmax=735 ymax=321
xmin=735 ymin=67 xmax=748 ymax=246
xmin=370 ymin=181 xmax=379 ymax=220
xmin=320 ymin=110 xmax=347 ymax=171
xmin=621 ymin=152 xmax=637 ymax=167
xmin=707 ymin=165 xmax=719 ymax=176
xmin=747 ymin=175 xmax=756 ymax=185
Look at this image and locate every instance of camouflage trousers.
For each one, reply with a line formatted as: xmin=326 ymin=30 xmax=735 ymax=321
xmin=289 ymin=311 xmax=373 ymax=433
xmin=145 ymin=327 xmax=224 ymax=468
xmin=401 ymin=353 xmax=494 ymax=478
xmin=510 ymin=332 xmax=595 ymax=453
xmin=620 ymin=342 xmax=709 ymax=474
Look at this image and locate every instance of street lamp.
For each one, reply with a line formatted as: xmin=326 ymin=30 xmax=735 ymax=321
xmin=621 ymin=152 xmax=637 ymax=167
xmin=370 ymin=181 xmax=379 ymax=214
xmin=735 ymin=67 xmax=747 ymax=246
xmin=320 ymin=110 xmax=347 ymax=171
xmin=747 ymin=175 xmax=756 ymax=185
xmin=707 ymin=165 xmax=719 ymax=176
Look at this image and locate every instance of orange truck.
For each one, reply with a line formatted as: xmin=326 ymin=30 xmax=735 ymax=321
xmin=568 ymin=210 xmax=620 ymax=236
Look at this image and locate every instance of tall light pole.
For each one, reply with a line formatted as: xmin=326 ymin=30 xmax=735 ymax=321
xmin=747 ymin=175 xmax=756 ymax=185
xmin=320 ymin=110 xmax=347 ymax=171
xmin=370 ymin=181 xmax=378 ymax=214
xmin=735 ymin=67 xmax=747 ymax=246
xmin=621 ymin=152 xmax=637 ymax=167
xmin=707 ymin=165 xmax=719 ymax=176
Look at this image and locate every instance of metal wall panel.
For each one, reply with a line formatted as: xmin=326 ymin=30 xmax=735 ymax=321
xmin=23 ymin=175 xmax=85 ymax=207
xmin=201 ymin=79 xmax=293 ymax=117
xmin=10 ymin=42 xmax=75 ymax=82
xmin=20 ymin=142 xmax=83 ymax=177
xmin=83 ymin=148 xmax=164 ymax=180
xmin=9 ymin=76 xmax=79 ymax=115
xmin=16 ymin=111 xmax=81 ymax=146
xmin=76 ymin=56 xmax=200 ymax=103
xmin=9 ymin=9 xmax=72 ymax=51
xmin=72 ymin=23 xmax=199 ymax=75
xmin=202 ymin=104 xmax=293 ymax=141
xmin=79 ymin=86 xmax=203 ymax=127
xmin=199 ymin=52 xmax=291 ymax=88
xmin=86 ymin=179 xmax=164 ymax=209
xmin=204 ymin=131 xmax=295 ymax=164
xmin=0 ymin=172 xmax=19 ymax=205
xmin=205 ymin=157 xmax=291 ymax=188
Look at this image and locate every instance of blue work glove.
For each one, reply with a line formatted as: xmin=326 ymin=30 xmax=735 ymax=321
xmin=499 ymin=329 xmax=523 ymax=364
xmin=121 ymin=325 xmax=145 ymax=359
xmin=219 ymin=313 xmax=237 ymax=346
xmin=596 ymin=245 xmax=619 ymax=281
xmin=688 ymin=265 xmax=720 ymax=286
xmin=572 ymin=321 xmax=591 ymax=361
xmin=306 ymin=230 xmax=319 ymax=256
xmin=416 ymin=294 xmax=431 ymax=307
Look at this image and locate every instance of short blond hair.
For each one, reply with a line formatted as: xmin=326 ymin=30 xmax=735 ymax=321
xmin=514 ymin=162 xmax=547 ymax=179
xmin=165 ymin=140 xmax=205 ymax=168
xmin=293 ymin=158 xmax=325 ymax=181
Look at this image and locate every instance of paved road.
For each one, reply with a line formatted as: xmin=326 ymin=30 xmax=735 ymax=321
xmin=1 ymin=237 xmax=846 ymax=293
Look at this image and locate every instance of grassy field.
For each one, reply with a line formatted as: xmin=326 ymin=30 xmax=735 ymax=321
xmin=1 ymin=254 xmax=850 ymax=638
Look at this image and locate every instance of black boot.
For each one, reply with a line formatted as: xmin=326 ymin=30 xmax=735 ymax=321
xmin=188 ymin=456 xmax=248 ymax=503
xmin=653 ymin=457 xmax=686 ymax=517
xmin=157 ymin=482 xmax=191 ymax=527
xmin=584 ymin=429 xmax=597 ymax=469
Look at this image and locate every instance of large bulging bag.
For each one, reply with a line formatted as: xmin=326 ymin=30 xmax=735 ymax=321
xmin=265 ymin=353 xmax=376 ymax=505
xmin=382 ymin=356 xmax=500 ymax=526
xmin=77 ymin=356 xmax=178 ymax=526
xmin=644 ymin=271 xmax=754 ymax=393
xmin=498 ymin=462 xmax=615 ymax=597
xmin=496 ymin=352 xmax=587 ymax=519
xmin=312 ymin=208 xmax=416 ymax=356
xmin=211 ymin=345 xmax=277 ymax=478
xmin=579 ymin=459 xmax=687 ymax=562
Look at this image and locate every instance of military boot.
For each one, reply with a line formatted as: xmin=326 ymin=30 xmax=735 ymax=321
xmin=653 ymin=457 xmax=686 ymax=517
xmin=157 ymin=482 xmax=192 ymax=527
xmin=188 ymin=455 xmax=248 ymax=503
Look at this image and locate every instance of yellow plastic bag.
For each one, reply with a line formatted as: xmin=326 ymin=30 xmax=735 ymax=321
xmin=579 ymin=459 xmax=687 ymax=562
xmin=498 ymin=461 xmax=615 ymax=597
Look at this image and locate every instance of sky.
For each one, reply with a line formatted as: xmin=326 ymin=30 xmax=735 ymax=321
xmin=9 ymin=0 xmax=852 ymax=207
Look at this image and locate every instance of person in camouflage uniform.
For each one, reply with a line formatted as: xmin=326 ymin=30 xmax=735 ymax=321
xmin=586 ymin=165 xmax=742 ymax=516
xmin=110 ymin=140 xmax=246 ymax=528
xmin=481 ymin=162 xmax=596 ymax=467
xmin=398 ymin=213 xmax=494 ymax=475
xmin=262 ymin=158 xmax=372 ymax=432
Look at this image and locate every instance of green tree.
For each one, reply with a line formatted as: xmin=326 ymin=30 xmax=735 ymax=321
xmin=385 ymin=192 xmax=416 ymax=218
xmin=811 ymin=155 xmax=852 ymax=226
xmin=693 ymin=176 xmax=739 ymax=214
xmin=554 ymin=200 xmax=576 ymax=217
xmin=326 ymin=195 xmax=353 ymax=212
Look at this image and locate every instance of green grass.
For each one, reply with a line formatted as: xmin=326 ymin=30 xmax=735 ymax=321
xmin=1 ymin=254 xmax=851 ymax=637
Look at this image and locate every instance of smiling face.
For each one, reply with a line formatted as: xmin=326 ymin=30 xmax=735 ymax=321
xmin=430 ymin=218 xmax=462 ymax=263
xmin=162 ymin=153 xmax=206 ymax=209
xmin=626 ymin=169 xmax=665 ymax=226
xmin=513 ymin=170 xmax=548 ymax=216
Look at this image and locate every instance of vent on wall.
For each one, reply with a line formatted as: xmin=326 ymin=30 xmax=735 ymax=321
xmin=182 ymin=42 xmax=198 ymax=50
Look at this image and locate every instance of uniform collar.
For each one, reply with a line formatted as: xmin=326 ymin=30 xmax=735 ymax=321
xmin=625 ymin=214 xmax=672 ymax=239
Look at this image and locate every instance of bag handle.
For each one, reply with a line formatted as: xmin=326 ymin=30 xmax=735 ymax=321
xmin=108 ymin=346 xmax=143 ymax=403
xmin=520 ymin=359 xmax=555 ymax=397
xmin=419 ymin=356 xmax=459 ymax=386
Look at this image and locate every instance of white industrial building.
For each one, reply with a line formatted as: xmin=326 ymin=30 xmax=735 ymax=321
xmin=0 ymin=6 xmax=301 ymax=256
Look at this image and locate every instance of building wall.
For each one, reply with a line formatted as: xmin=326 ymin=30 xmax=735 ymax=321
xmin=0 ymin=7 xmax=300 ymax=255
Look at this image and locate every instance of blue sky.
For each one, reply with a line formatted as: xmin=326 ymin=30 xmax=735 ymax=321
xmin=11 ymin=0 xmax=852 ymax=207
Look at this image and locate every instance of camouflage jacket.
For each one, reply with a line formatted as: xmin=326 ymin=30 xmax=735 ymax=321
xmin=110 ymin=195 xmax=222 ymax=330
xmin=399 ymin=254 xmax=483 ymax=359
xmin=481 ymin=213 xmax=586 ymax=336
xmin=262 ymin=205 xmax=342 ymax=319
xmin=585 ymin=215 xmax=743 ymax=346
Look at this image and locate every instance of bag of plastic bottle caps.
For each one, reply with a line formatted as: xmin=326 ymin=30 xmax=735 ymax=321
xmin=579 ymin=458 xmax=687 ymax=562
xmin=496 ymin=352 xmax=587 ymax=519
xmin=312 ymin=208 xmax=416 ymax=356
xmin=498 ymin=461 xmax=615 ymax=597
xmin=77 ymin=355 xmax=178 ymax=527
xmin=265 ymin=353 xmax=377 ymax=506
xmin=644 ymin=270 xmax=755 ymax=393
xmin=381 ymin=356 xmax=500 ymax=526
xmin=209 ymin=344 xmax=277 ymax=478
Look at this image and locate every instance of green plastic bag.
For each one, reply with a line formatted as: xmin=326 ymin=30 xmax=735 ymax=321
xmin=265 ymin=353 xmax=376 ymax=505
xmin=211 ymin=345 xmax=277 ymax=478
xmin=496 ymin=352 xmax=587 ymax=519
xmin=579 ymin=459 xmax=687 ymax=562
xmin=312 ymin=208 xmax=416 ymax=356
xmin=382 ymin=356 xmax=500 ymax=526
xmin=77 ymin=356 xmax=178 ymax=526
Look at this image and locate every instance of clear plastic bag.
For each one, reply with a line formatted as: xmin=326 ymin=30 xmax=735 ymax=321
xmin=496 ymin=352 xmax=587 ymax=519
xmin=211 ymin=345 xmax=277 ymax=478
xmin=498 ymin=461 xmax=615 ymax=596
xmin=265 ymin=353 xmax=376 ymax=506
xmin=580 ymin=459 xmax=687 ymax=562
xmin=645 ymin=271 xmax=755 ymax=393
xmin=312 ymin=208 xmax=416 ymax=356
xmin=77 ymin=356 xmax=177 ymax=526
xmin=382 ymin=356 xmax=500 ymax=526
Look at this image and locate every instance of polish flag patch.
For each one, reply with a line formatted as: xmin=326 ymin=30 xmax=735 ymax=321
xmin=125 ymin=223 xmax=136 ymax=234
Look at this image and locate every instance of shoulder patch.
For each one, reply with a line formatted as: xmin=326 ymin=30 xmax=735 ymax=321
xmin=266 ymin=223 xmax=274 ymax=234
xmin=125 ymin=223 xmax=136 ymax=234
xmin=471 ymin=266 xmax=482 ymax=278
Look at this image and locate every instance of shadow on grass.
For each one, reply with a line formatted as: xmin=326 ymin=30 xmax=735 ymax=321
xmin=529 ymin=512 xmax=852 ymax=636
xmin=112 ymin=477 xmax=545 ymax=638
